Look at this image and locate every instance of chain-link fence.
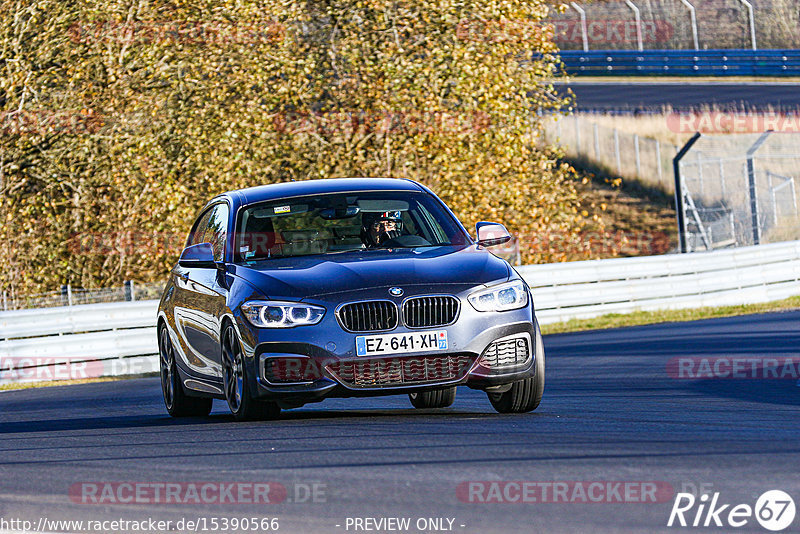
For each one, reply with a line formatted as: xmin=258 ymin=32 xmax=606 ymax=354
xmin=676 ymin=132 xmax=800 ymax=251
xmin=543 ymin=114 xmax=679 ymax=192
xmin=548 ymin=0 xmax=800 ymax=51
xmin=1 ymin=281 xmax=165 ymax=311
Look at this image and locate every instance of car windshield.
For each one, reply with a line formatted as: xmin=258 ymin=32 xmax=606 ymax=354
xmin=234 ymin=191 xmax=470 ymax=262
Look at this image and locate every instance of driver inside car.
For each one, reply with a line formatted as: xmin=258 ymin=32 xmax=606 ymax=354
xmin=361 ymin=211 xmax=403 ymax=248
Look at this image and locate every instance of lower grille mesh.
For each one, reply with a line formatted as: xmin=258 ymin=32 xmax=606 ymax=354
xmin=327 ymin=354 xmax=473 ymax=388
xmin=480 ymin=337 xmax=530 ymax=368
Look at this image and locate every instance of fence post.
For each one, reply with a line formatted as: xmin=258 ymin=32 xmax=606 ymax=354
xmin=656 ymin=139 xmax=663 ymax=184
xmin=570 ymin=2 xmax=589 ymax=52
xmin=123 ymin=280 xmax=133 ymax=302
xmin=719 ymin=159 xmax=726 ymax=198
xmin=2 ymin=291 xmax=7 ymax=311
xmin=696 ymin=151 xmax=704 ymax=195
xmin=674 ymin=132 xmax=702 ymax=253
xmin=735 ymin=0 xmax=757 ymax=50
xmin=60 ymin=285 xmax=69 ymax=307
xmin=593 ymin=122 xmax=600 ymax=160
xmin=634 ymin=135 xmax=641 ymax=177
xmin=67 ymin=284 xmax=73 ymax=306
xmin=746 ymin=131 xmax=772 ymax=245
xmin=614 ymin=129 xmax=621 ymax=174
xmin=624 ymin=0 xmax=644 ymax=52
xmin=678 ymin=0 xmax=700 ymax=50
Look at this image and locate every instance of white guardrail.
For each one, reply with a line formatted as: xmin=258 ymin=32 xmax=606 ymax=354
xmin=2 ymin=240 xmax=800 ymax=384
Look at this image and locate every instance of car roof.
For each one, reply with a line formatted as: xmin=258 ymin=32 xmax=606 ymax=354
xmin=221 ymin=178 xmax=425 ymax=208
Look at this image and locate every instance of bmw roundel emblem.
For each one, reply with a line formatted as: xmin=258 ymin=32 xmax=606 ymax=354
xmin=389 ymin=287 xmax=404 ymax=297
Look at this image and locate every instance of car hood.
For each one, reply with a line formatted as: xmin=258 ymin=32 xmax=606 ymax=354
xmin=230 ymin=245 xmax=510 ymax=300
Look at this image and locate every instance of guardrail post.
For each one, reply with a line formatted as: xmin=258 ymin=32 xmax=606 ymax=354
xmin=614 ymin=129 xmax=622 ymax=174
xmin=624 ymin=0 xmax=644 ymax=52
xmin=60 ymin=285 xmax=69 ymax=307
xmin=2 ymin=291 xmax=7 ymax=311
xmin=746 ymin=131 xmax=772 ymax=245
xmin=634 ymin=135 xmax=641 ymax=176
xmin=124 ymin=280 xmax=133 ymax=302
xmin=570 ymin=2 xmax=589 ymax=52
xmin=673 ymin=132 xmax=702 ymax=253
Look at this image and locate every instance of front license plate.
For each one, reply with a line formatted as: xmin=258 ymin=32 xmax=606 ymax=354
xmin=355 ymin=330 xmax=448 ymax=357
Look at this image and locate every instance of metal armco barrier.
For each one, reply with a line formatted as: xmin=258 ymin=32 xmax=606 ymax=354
xmin=520 ymin=240 xmax=800 ymax=324
xmin=557 ymin=49 xmax=800 ymax=76
xmin=2 ymin=240 xmax=800 ymax=383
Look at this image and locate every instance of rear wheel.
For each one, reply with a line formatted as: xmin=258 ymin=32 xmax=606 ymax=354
xmin=487 ymin=322 xmax=545 ymax=414
xmin=409 ymin=387 xmax=456 ymax=409
xmin=222 ymin=324 xmax=280 ymax=422
xmin=158 ymin=324 xmax=213 ymax=417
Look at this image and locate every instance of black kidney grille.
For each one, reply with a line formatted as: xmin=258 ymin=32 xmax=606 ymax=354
xmin=337 ymin=301 xmax=398 ymax=332
xmin=402 ymin=296 xmax=459 ymax=328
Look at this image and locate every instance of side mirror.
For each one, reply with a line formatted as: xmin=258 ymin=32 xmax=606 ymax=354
xmin=476 ymin=222 xmax=512 ymax=247
xmin=179 ymin=243 xmax=217 ymax=268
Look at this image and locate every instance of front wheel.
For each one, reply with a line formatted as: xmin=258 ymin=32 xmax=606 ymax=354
xmin=487 ymin=322 xmax=545 ymax=414
xmin=158 ymin=324 xmax=213 ymax=417
xmin=409 ymin=387 xmax=456 ymax=409
xmin=222 ymin=324 xmax=280 ymax=422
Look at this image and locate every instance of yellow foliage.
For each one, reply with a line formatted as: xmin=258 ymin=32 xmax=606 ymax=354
xmin=0 ymin=0 xmax=581 ymax=296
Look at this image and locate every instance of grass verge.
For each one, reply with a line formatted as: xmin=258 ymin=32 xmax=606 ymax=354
xmin=541 ymin=295 xmax=800 ymax=335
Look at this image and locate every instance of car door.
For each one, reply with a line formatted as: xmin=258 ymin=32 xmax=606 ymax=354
xmin=172 ymin=202 xmax=230 ymax=380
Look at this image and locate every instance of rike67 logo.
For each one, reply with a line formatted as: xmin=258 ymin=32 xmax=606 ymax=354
xmin=668 ymin=490 xmax=796 ymax=531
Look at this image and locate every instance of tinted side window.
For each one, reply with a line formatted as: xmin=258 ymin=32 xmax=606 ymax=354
xmin=186 ymin=209 xmax=213 ymax=248
xmin=205 ymin=203 xmax=230 ymax=262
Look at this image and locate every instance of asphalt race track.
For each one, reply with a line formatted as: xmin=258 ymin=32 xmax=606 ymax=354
xmin=1 ymin=311 xmax=799 ymax=533
xmin=556 ymin=82 xmax=800 ymax=112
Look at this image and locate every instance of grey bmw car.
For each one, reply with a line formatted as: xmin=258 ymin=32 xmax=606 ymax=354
xmin=157 ymin=178 xmax=544 ymax=420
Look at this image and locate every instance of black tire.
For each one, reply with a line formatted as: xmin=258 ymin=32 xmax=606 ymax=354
xmin=158 ymin=324 xmax=213 ymax=417
xmin=221 ymin=324 xmax=280 ymax=422
xmin=487 ymin=321 xmax=545 ymax=414
xmin=409 ymin=387 xmax=457 ymax=409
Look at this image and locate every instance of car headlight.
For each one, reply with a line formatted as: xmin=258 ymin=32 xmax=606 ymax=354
xmin=240 ymin=301 xmax=326 ymax=328
xmin=468 ymin=280 xmax=529 ymax=312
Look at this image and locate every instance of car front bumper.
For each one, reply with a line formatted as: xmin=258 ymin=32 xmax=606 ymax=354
xmin=232 ymin=285 xmax=540 ymax=404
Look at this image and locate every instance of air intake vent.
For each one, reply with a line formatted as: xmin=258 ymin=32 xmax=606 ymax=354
xmin=480 ymin=336 xmax=530 ymax=369
xmin=337 ymin=301 xmax=398 ymax=332
xmin=402 ymin=296 xmax=459 ymax=328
